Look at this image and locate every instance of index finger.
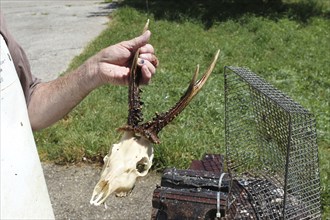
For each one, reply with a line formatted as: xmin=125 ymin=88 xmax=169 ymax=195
xmin=139 ymin=44 xmax=155 ymax=54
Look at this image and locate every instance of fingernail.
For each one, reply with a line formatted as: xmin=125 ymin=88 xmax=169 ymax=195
xmin=139 ymin=59 xmax=145 ymax=65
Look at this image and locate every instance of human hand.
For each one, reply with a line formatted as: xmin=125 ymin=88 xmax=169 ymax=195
xmin=90 ymin=30 xmax=158 ymax=86
xmin=29 ymin=31 xmax=158 ymax=130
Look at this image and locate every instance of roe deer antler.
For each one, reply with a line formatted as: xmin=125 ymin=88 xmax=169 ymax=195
xmin=90 ymin=20 xmax=220 ymax=206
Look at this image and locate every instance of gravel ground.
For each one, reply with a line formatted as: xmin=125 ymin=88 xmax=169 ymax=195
xmin=2 ymin=1 xmax=162 ymax=219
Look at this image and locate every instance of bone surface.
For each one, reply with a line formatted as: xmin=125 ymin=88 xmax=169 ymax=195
xmin=90 ymin=131 xmax=153 ymax=206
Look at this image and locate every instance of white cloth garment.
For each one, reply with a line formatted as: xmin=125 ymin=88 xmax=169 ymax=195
xmin=0 ymin=35 xmax=55 ymax=219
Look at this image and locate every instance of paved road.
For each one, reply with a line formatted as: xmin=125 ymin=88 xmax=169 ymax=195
xmin=43 ymin=163 xmax=160 ymax=220
xmin=2 ymin=0 xmax=110 ymax=81
xmin=2 ymin=1 xmax=161 ymax=219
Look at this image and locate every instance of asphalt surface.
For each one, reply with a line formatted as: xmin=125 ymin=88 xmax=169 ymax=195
xmin=2 ymin=1 xmax=161 ymax=219
xmin=2 ymin=0 xmax=110 ymax=81
xmin=43 ymin=163 xmax=160 ymax=220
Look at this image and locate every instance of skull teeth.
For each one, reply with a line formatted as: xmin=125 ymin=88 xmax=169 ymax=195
xmin=90 ymin=191 xmax=104 ymax=206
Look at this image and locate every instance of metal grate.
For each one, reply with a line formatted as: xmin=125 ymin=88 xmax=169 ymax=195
xmin=224 ymin=66 xmax=321 ymax=219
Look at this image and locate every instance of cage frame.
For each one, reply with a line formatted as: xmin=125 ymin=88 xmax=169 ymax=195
xmin=224 ymin=66 xmax=321 ymax=219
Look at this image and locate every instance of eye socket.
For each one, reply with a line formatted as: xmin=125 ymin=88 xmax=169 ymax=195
xmin=136 ymin=157 xmax=150 ymax=175
xmin=136 ymin=163 xmax=147 ymax=173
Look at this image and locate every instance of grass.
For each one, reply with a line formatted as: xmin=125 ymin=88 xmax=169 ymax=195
xmin=35 ymin=0 xmax=329 ymax=217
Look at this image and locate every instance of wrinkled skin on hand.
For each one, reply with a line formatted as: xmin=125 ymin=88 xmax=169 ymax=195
xmin=90 ymin=131 xmax=154 ymax=206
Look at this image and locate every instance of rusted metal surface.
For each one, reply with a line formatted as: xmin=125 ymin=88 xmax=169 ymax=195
xmin=189 ymin=154 xmax=224 ymax=173
xmin=229 ymin=180 xmax=258 ymax=219
xmin=161 ymin=168 xmax=230 ymax=192
xmin=152 ymin=187 xmax=232 ymax=219
xmin=152 ymin=154 xmax=236 ymax=219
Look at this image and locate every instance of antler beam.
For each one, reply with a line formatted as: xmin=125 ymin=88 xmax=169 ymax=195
xmin=130 ymin=50 xmax=220 ymax=144
xmin=126 ymin=20 xmax=149 ymax=128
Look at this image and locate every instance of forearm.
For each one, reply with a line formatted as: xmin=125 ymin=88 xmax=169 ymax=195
xmin=28 ymin=58 xmax=102 ymax=131
xmin=27 ymin=31 xmax=157 ymax=131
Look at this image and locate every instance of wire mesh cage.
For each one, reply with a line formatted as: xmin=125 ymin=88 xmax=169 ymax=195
xmin=224 ymin=66 xmax=321 ymax=219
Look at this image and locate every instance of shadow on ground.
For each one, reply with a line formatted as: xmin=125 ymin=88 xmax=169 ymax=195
xmin=120 ymin=0 xmax=329 ymax=28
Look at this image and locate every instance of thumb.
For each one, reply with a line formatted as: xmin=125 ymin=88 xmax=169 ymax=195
xmin=125 ymin=30 xmax=151 ymax=52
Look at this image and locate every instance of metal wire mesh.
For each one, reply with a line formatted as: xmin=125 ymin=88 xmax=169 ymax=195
xmin=224 ymin=66 xmax=321 ymax=219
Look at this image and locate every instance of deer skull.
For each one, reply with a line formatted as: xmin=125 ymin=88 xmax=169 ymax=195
xmin=90 ymin=131 xmax=153 ymax=205
xmin=90 ymin=20 xmax=220 ymax=206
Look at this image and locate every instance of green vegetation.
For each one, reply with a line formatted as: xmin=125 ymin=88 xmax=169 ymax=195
xmin=35 ymin=0 xmax=329 ymax=216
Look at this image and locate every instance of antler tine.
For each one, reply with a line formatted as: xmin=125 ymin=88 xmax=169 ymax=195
xmin=139 ymin=49 xmax=221 ymax=144
xmin=125 ymin=20 xmax=149 ymax=128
